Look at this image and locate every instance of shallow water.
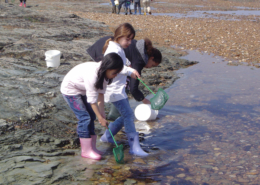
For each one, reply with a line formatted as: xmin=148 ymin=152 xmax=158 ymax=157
xmin=153 ymin=10 xmax=260 ymax=20
xmin=127 ymin=50 xmax=260 ymax=184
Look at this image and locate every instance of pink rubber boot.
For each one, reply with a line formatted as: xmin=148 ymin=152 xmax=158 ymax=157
xmin=24 ymin=3 xmax=26 ymax=8
xmin=19 ymin=2 xmax=22 ymax=6
xmin=80 ymin=138 xmax=101 ymax=160
xmin=91 ymin=135 xmax=104 ymax=155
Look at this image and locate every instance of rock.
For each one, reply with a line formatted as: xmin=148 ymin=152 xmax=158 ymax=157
xmin=177 ymin=173 xmax=186 ymax=178
xmin=133 ymin=158 xmax=146 ymax=164
xmin=124 ymin=179 xmax=137 ymax=185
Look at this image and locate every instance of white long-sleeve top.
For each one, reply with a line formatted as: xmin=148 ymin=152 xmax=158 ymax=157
xmin=60 ymin=61 xmax=108 ymax=104
xmin=104 ymin=41 xmax=135 ymax=103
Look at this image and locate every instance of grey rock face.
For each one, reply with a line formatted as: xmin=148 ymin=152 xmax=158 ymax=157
xmin=0 ymin=1 xmax=197 ymax=184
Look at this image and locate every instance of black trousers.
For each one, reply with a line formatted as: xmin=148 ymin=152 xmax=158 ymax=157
xmin=117 ymin=0 xmax=126 ymax=13
xmin=20 ymin=0 xmax=26 ymax=3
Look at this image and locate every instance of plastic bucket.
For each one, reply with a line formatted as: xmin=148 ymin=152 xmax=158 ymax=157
xmin=114 ymin=0 xmax=119 ymax=6
xmin=134 ymin=104 xmax=158 ymax=121
xmin=45 ymin=50 xmax=61 ymax=68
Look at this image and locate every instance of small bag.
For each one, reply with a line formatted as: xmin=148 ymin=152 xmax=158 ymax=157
xmin=114 ymin=0 xmax=119 ymax=5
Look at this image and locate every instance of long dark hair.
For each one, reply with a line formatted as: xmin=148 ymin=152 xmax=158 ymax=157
xmin=103 ymin=23 xmax=136 ymax=53
xmin=95 ymin=53 xmax=124 ymax=90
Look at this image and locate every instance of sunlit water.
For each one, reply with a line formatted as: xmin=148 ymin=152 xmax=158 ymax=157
xmin=125 ymin=50 xmax=260 ymax=184
xmin=153 ymin=10 xmax=260 ymax=21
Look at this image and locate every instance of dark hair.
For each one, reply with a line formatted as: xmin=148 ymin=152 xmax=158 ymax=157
xmin=151 ymin=48 xmax=162 ymax=64
xmin=95 ymin=53 xmax=124 ymax=90
xmin=144 ymin=38 xmax=162 ymax=64
xmin=103 ymin=23 xmax=135 ymax=53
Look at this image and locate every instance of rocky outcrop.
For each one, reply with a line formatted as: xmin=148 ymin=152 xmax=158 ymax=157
xmin=0 ymin=2 xmax=197 ymax=184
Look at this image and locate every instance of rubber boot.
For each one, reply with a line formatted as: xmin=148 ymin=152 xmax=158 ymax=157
xmin=24 ymin=3 xmax=26 ymax=8
xmin=144 ymin=12 xmax=146 ymax=15
xmin=107 ymin=103 xmax=121 ymax=121
xmin=19 ymin=2 xmax=23 ymax=6
xmin=91 ymin=135 xmax=104 ymax=155
xmin=130 ymin=10 xmax=132 ymax=14
xmin=134 ymin=9 xmax=137 ymax=15
xmin=100 ymin=123 xmax=122 ymax=144
xmin=139 ymin=9 xmax=141 ymax=15
xmin=80 ymin=138 xmax=101 ymax=160
xmin=112 ymin=5 xmax=116 ymax=13
xmin=127 ymin=132 xmax=148 ymax=157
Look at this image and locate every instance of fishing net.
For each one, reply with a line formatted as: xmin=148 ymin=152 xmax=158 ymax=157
xmin=150 ymin=88 xmax=169 ymax=110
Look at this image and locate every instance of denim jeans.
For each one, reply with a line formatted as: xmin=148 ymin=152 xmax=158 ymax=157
xmin=134 ymin=2 xmax=141 ymax=14
xmin=125 ymin=2 xmax=130 ymax=11
xmin=110 ymin=98 xmax=136 ymax=133
xmin=110 ymin=0 xmax=115 ymax=6
xmin=62 ymin=94 xmax=96 ymax=138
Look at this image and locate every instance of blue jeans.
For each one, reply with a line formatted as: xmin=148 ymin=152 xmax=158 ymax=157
xmin=110 ymin=0 xmax=115 ymax=6
xmin=134 ymin=2 xmax=141 ymax=14
xmin=110 ymin=98 xmax=136 ymax=133
xmin=125 ymin=2 xmax=130 ymax=11
xmin=62 ymin=94 xmax=96 ymax=138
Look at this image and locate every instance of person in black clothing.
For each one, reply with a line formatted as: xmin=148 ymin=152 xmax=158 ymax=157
xmin=87 ymin=36 xmax=162 ymax=120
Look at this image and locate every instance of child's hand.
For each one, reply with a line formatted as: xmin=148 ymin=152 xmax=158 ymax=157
xmin=130 ymin=70 xmax=140 ymax=79
xmin=98 ymin=117 xmax=108 ymax=129
xmin=142 ymin=98 xmax=151 ymax=104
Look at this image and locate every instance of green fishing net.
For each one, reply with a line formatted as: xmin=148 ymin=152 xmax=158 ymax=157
xmin=150 ymin=88 xmax=169 ymax=110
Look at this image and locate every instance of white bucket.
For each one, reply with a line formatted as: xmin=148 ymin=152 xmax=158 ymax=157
xmin=45 ymin=50 xmax=61 ymax=68
xmin=134 ymin=104 xmax=158 ymax=121
xmin=114 ymin=0 xmax=119 ymax=6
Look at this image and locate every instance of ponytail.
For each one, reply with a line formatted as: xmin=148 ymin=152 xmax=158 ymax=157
xmin=102 ymin=38 xmax=113 ymax=54
xmin=144 ymin=38 xmax=153 ymax=57
xmin=144 ymin=38 xmax=162 ymax=64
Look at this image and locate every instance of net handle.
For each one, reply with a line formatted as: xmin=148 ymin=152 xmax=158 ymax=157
xmin=108 ymin=127 xmax=118 ymax=147
xmin=137 ymin=78 xmax=155 ymax=95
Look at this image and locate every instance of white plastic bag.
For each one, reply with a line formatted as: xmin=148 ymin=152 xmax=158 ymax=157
xmin=114 ymin=0 xmax=119 ymax=5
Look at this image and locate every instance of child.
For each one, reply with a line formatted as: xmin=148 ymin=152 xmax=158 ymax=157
xmin=19 ymin=0 xmax=26 ymax=7
xmin=98 ymin=23 xmax=148 ymax=157
xmin=87 ymin=36 xmax=162 ymax=120
xmin=60 ymin=53 xmax=124 ymax=160
xmin=125 ymin=0 xmax=133 ymax=15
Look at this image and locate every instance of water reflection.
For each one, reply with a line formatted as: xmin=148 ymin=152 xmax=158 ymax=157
xmin=153 ymin=10 xmax=260 ymax=20
xmin=128 ymin=50 xmax=260 ymax=184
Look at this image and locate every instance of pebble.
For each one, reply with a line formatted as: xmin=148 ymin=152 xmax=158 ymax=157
xmin=176 ymin=173 xmax=185 ymax=178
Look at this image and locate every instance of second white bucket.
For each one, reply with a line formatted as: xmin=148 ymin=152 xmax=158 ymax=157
xmin=45 ymin=50 xmax=61 ymax=68
xmin=135 ymin=104 xmax=158 ymax=121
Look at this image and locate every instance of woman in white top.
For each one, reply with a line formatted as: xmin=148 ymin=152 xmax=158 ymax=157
xmin=61 ymin=53 xmax=124 ymax=160
xmin=99 ymin=23 xmax=148 ymax=157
